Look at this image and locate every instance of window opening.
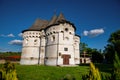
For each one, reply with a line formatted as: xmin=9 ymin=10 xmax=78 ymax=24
xmin=64 ymin=48 xmax=68 ymax=51
xmin=65 ymin=28 xmax=68 ymax=32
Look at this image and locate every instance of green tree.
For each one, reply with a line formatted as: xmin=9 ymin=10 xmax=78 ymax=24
xmin=80 ymin=42 xmax=88 ymax=53
xmin=80 ymin=42 xmax=103 ymax=63
xmin=91 ymin=49 xmax=103 ymax=63
xmin=108 ymin=30 xmax=120 ymax=53
xmin=104 ymin=30 xmax=120 ymax=63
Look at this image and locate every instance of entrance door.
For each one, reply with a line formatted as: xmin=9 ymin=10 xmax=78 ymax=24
xmin=63 ymin=55 xmax=70 ymax=65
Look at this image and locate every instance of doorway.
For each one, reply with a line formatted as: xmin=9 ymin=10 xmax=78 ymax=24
xmin=62 ymin=55 xmax=70 ymax=65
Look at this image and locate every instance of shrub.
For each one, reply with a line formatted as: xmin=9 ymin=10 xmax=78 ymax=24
xmin=82 ymin=62 xmax=101 ymax=80
xmin=112 ymin=52 xmax=120 ymax=80
xmin=0 ymin=61 xmax=18 ymax=80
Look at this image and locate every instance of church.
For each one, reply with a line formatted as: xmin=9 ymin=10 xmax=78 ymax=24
xmin=20 ymin=13 xmax=80 ymax=66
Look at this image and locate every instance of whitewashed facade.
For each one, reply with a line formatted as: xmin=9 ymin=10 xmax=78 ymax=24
xmin=20 ymin=13 xmax=80 ymax=66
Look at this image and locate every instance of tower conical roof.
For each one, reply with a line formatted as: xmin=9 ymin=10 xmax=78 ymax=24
xmin=56 ymin=13 xmax=65 ymax=22
xmin=47 ymin=14 xmax=57 ymax=26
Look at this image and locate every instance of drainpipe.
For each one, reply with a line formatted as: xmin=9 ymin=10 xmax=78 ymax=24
xmin=56 ymin=32 xmax=59 ymax=66
xmin=38 ymin=37 xmax=41 ymax=65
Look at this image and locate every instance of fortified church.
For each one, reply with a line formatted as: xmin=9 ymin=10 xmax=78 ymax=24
xmin=20 ymin=13 xmax=80 ymax=66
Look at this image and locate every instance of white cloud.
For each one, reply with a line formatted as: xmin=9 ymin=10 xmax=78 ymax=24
xmin=8 ymin=39 xmax=23 ymax=45
xmin=18 ymin=33 xmax=22 ymax=37
xmin=83 ymin=30 xmax=89 ymax=36
xmin=83 ymin=28 xmax=104 ymax=37
xmin=0 ymin=33 xmax=15 ymax=37
xmin=7 ymin=34 xmax=15 ymax=37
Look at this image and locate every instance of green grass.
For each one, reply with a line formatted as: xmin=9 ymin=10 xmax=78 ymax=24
xmin=16 ymin=65 xmax=89 ymax=80
xmin=0 ymin=63 xmax=112 ymax=80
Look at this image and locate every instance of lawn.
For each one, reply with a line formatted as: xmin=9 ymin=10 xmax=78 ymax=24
xmin=0 ymin=63 xmax=112 ymax=80
xmin=16 ymin=65 xmax=90 ymax=80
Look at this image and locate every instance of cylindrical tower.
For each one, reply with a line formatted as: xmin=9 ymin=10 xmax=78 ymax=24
xmin=74 ymin=35 xmax=80 ymax=64
xmin=57 ymin=23 xmax=76 ymax=66
xmin=45 ymin=25 xmax=59 ymax=66
xmin=45 ymin=23 xmax=76 ymax=66
xmin=20 ymin=31 xmax=41 ymax=65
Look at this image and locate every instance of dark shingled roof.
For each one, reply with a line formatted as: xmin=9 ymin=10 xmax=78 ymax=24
xmin=22 ymin=13 xmax=76 ymax=33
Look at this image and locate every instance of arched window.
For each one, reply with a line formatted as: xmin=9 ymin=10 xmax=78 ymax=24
xmin=69 ymin=32 xmax=72 ymax=34
xmin=51 ymin=35 xmax=55 ymax=42
xmin=34 ymin=39 xmax=37 ymax=42
xmin=34 ymin=39 xmax=38 ymax=45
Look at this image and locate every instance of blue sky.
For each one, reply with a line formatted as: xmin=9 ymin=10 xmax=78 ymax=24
xmin=0 ymin=0 xmax=120 ymax=52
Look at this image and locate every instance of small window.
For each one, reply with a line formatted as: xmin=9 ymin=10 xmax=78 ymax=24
xmin=34 ymin=39 xmax=38 ymax=45
xmin=34 ymin=39 xmax=37 ymax=42
xmin=53 ymin=36 xmax=55 ymax=41
xmin=65 ymin=28 xmax=68 ymax=32
xmin=59 ymin=53 xmax=61 ymax=56
xmin=61 ymin=31 xmax=64 ymax=33
xmin=30 ymin=57 xmax=34 ymax=60
xmin=64 ymin=48 xmax=68 ymax=51
xmin=50 ymin=32 xmax=52 ymax=34
xmin=51 ymin=35 xmax=55 ymax=42
xmin=65 ymin=37 xmax=69 ymax=40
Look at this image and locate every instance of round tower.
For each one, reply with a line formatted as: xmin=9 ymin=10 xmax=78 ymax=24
xmin=20 ymin=18 xmax=48 ymax=65
xmin=45 ymin=23 xmax=76 ymax=66
xmin=20 ymin=31 xmax=41 ymax=65
xmin=74 ymin=35 xmax=80 ymax=64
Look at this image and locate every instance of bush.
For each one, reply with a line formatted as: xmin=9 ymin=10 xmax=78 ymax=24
xmin=0 ymin=61 xmax=18 ymax=80
xmin=82 ymin=62 xmax=101 ymax=80
xmin=112 ymin=52 xmax=120 ymax=80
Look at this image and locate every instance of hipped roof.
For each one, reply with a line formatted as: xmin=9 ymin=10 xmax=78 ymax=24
xmin=22 ymin=13 xmax=76 ymax=33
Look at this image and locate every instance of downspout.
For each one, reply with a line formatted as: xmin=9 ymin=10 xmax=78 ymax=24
xmin=56 ymin=32 xmax=59 ymax=66
xmin=38 ymin=37 xmax=41 ymax=65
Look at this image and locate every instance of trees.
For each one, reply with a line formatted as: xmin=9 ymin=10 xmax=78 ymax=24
xmin=104 ymin=30 xmax=120 ymax=63
xmin=108 ymin=30 xmax=120 ymax=55
xmin=91 ymin=49 xmax=103 ymax=63
xmin=80 ymin=42 xmax=103 ymax=63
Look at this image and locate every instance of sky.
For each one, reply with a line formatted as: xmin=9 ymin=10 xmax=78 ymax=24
xmin=0 ymin=0 xmax=120 ymax=52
